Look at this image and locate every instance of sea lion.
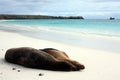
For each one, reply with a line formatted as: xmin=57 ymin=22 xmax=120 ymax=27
xmin=5 ymin=47 xmax=85 ymax=71
xmin=41 ymin=48 xmax=85 ymax=70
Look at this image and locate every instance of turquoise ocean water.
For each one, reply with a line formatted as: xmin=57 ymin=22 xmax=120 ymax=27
xmin=0 ymin=19 xmax=120 ymax=53
xmin=1 ymin=19 xmax=120 ymax=37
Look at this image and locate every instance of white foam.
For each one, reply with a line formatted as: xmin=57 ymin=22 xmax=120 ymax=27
xmin=0 ymin=24 xmax=120 ymax=53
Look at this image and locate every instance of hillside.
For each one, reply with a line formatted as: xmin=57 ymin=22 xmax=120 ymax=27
xmin=0 ymin=14 xmax=84 ymax=19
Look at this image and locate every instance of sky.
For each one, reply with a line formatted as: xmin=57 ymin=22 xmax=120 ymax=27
xmin=0 ymin=0 xmax=120 ymax=19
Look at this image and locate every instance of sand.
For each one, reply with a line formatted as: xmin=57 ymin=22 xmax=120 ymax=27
xmin=0 ymin=30 xmax=120 ymax=80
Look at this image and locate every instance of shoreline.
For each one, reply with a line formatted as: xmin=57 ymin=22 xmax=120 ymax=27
xmin=0 ymin=30 xmax=120 ymax=80
xmin=0 ymin=23 xmax=120 ymax=53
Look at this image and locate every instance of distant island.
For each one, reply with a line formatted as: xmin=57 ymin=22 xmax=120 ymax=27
xmin=109 ymin=17 xmax=115 ymax=20
xmin=0 ymin=14 xmax=84 ymax=19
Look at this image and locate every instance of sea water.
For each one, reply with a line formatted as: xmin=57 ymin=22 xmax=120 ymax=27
xmin=1 ymin=19 xmax=120 ymax=37
xmin=0 ymin=19 xmax=120 ymax=53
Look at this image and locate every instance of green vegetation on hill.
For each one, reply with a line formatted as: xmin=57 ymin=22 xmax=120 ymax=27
xmin=0 ymin=14 xmax=84 ymax=19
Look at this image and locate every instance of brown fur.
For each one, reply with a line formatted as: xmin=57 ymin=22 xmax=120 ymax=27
xmin=5 ymin=47 xmax=85 ymax=71
xmin=41 ymin=48 xmax=85 ymax=70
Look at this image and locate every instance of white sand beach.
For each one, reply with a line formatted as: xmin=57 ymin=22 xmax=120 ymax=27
xmin=0 ymin=30 xmax=120 ymax=80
